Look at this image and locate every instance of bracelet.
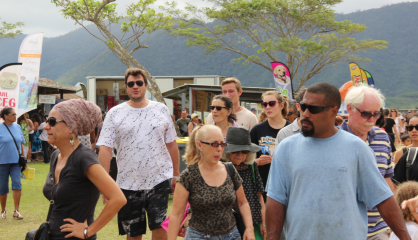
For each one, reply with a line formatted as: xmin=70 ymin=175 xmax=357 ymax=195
xmin=84 ymin=227 xmax=89 ymax=239
xmin=172 ymin=176 xmax=179 ymax=180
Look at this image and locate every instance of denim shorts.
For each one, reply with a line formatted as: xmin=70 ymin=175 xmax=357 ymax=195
xmin=0 ymin=163 xmax=22 ymax=195
xmin=185 ymin=226 xmax=241 ymax=240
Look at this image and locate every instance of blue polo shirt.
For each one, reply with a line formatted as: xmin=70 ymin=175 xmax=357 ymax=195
xmin=339 ymin=120 xmax=394 ymax=237
xmin=0 ymin=123 xmax=25 ymax=165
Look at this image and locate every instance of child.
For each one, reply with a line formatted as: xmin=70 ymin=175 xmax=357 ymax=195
xmin=394 ymin=134 xmax=412 ymax=164
xmin=390 ymin=181 xmax=418 ymax=240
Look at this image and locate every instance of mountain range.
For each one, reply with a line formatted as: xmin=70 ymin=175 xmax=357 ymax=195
xmin=0 ymin=2 xmax=417 ymax=109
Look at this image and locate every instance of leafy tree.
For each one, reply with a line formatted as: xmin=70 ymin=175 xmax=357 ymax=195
xmin=162 ymin=0 xmax=388 ymax=92
xmin=0 ymin=18 xmax=24 ymax=40
xmin=51 ymin=0 xmax=173 ymax=103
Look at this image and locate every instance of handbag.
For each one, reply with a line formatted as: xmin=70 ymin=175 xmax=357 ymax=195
xmin=4 ymin=123 xmax=27 ymax=172
xmin=25 ymin=185 xmax=56 ymax=240
xmin=161 ymin=202 xmax=190 ymax=237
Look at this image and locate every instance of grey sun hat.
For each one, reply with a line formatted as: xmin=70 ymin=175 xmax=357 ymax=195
xmin=224 ymin=127 xmax=261 ymax=153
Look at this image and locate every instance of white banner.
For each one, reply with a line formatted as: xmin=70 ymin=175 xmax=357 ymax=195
xmin=17 ymin=32 xmax=44 ymax=116
xmin=0 ymin=63 xmax=22 ymax=121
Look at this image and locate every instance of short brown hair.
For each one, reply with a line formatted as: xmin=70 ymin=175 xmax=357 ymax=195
xmin=295 ymin=87 xmax=307 ymax=104
xmin=125 ymin=68 xmax=148 ymax=85
xmin=221 ymin=77 xmax=242 ymax=91
xmin=395 ymin=181 xmax=418 ymax=222
xmin=261 ymin=91 xmax=288 ymax=117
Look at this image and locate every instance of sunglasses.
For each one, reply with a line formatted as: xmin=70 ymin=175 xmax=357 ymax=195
xmin=391 ymin=110 xmax=396 ymax=112
xmin=353 ymin=106 xmax=381 ymax=120
xmin=126 ymin=80 xmax=144 ymax=88
xmin=46 ymin=117 xmax=66 ymax=127
xmin=200 ymin=141 xmax=227 ymax=148
xmin=261 ymin=101 xmax=281 ymax=108
xmin=209 ymin=106 xmax=229 ymax=111
xmin=406 ymin=125 xmax=418 ymax=131
xmin=300 ymin=102 xmax=334 ymax=114
xmin=231 ymin=150 xmax=251 ymax=154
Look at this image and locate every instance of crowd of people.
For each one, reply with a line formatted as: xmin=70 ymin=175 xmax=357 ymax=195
xmin=2 ymin=67 xmax=418 ymax=240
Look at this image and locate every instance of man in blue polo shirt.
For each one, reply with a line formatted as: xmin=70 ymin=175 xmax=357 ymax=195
xmin=341 ymin=85 xmax=395 ymax=240
xmin=266 ymin=82 xmax=409 ymax=240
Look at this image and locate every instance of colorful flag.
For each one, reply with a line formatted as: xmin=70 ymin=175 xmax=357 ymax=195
xmin=271 ymin=62 xmax=293 ymax=99
xmin=0 ymin=63 xmax=22 ymax=121
xmin=349 ymin=62 xmax=363 ymax=86
xmin=17 ymin=32 xmax=44 ymax=112
xmin=363 ymin=70 xmax=375 ymax=88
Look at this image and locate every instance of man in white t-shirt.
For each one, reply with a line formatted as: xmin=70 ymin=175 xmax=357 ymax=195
xmin=206 ymin=77 xmax=258 ymax=130
xmin=97 ymin=68 xmax=179 ymax=240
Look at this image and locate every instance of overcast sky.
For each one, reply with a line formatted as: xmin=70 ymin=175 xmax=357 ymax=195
xmin=0 ymin=0 xmax=415 ymax=38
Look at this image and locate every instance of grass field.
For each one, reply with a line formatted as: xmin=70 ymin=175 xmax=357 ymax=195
xmin=0 ymin=161 xmax=176 ymax=240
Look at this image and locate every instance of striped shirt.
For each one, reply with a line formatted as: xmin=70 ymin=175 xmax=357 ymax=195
xmin=340 ymin=120 xmax=394 ymax=237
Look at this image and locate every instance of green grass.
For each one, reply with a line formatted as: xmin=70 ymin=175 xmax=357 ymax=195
xmin=0 ymin=162 xmax=177 ymax=240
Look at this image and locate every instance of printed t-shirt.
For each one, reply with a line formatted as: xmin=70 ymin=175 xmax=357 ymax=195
xmin=340 ymin=120 xmax=394 ymax=237
xmin=206 ymin=107 xmax=258 ymax=131
xmin=43 ymin=145 xmax=100 ymax=240
xmin=0 ymin=123 xmax=25 ymax=164
xmin=97 ymin=101 xmax=178 ymax=190
xmin=266 ymin=129 xmax=393 ymax=240
xmin=178 ymin=163 xmax=242 ymax=235
xmin=250 ymin=119 xmax=291 ymax=187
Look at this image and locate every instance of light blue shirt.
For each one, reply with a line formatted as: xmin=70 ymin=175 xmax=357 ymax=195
xmin=266 ymin=129 xmax=392 ymax=240
xmin=0 ymin=123 xmax=25 ymax=164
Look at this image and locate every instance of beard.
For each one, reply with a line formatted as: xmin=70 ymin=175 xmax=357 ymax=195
xmin=301 ymin=118 xmax=315 ymax=137
xmin=129 ymin=93 xmax=145 ymax=103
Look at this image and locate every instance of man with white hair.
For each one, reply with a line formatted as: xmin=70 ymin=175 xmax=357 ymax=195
xmin=340 ymin=85 xmax=395 ymax=240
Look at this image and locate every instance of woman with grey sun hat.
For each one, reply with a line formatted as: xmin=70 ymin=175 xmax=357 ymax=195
xmin=224 ymin=127 xmax=266 ymax=240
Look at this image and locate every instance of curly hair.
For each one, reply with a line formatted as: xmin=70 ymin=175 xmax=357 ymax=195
xmin=395 ymin=181 xmax=418 ymax=222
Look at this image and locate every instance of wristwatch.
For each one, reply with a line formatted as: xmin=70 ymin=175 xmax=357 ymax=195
xmin=84 ymin=227 xmax=89 ymax=239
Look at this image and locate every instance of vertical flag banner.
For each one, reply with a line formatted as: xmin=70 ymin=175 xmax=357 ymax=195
xmin=363 ymin=70 xmax=375 ymax=88
xmin=18 ymin=32 xmax=44 ymax=111
xmin=360 ymin=69 xmax=369 ymax=85
xmin=349 ymin=62 xmax=363 ymax=86
xmin=271 ymin=62 xmax=293 ymax=99
xmin=0 ymin=63 xmax=22 ymax=121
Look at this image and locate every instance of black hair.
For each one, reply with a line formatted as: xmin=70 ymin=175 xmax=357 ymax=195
xmin=0 ymin=107 xmax=13 ymax=119
xmin=306 ymin=82 xmax=341 ymax=107
xmin=401 ymin=134 xmax=411 ymax=143
xmin=32 ymin=113 xmax=42 ymax=123
xmin=212 ymin=95 xmax=237 ymax=121
xmin=383 ymin=108 xmax=390 ymax=117
xmin=375 ymin=108 xmax=385 ymax=128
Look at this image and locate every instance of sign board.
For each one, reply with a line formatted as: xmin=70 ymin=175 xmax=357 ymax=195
xmin=39 ymin=94 xmax=56 ymax=104
xmin=192 ymin=90 xmax=206 ymax=112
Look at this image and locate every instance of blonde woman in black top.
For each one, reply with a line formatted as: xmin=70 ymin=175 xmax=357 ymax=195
xmin=168 ymin=125 xmax=255 ymax=240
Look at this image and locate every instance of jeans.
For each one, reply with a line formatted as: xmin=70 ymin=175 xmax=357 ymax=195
xmin=42 ymin=141 xmax=49 ymax=163
xmin=185 ymin=226 xmax=241 ymax=240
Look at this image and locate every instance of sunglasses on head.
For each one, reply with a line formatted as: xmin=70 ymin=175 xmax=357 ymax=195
xmin=231 ymin=150 xmax=251 ymax=154
xmin=300 ymin=102 xmax=334 ymax=114
xmin=126 ymin=80 xmax=144 ymax=88
xmin=261 ymin=101 xmax=281 ymax=108
xmin=46 ymin=117 xmax=66 ymax=127
xmin=406 ymin=125 xmax=418 ymax=131
xmin=353 ymin=105 xmax=381 ymax=120
xmin=209 ymin=105 xmax=228 ymax=111
xmin=201 ymin=141 xmax=227 ymax=148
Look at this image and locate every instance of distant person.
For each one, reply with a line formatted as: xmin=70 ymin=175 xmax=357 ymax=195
xmin=394 ymin=134 xmax=412 ymax=164
xmin=210 ymin=95 xmax=239 ymax=139
xmin=25 ymin=113 xmax=35 ymax=160
xmin=275 ymin=87 xmax=306 ymax=146
xmin=383 ymin=108 xmax=401 ymax=153
xmin=38 ymin=115 xmax=49 ymax=163
xmin=188 ymin=113 xmax=199 ymax=136
xmin=398 ymin=112 xmax=406 ymax=137
xmin=335 ymin=116 xmax=343 ymax=126
xmin=206 ymin=77 xmax=258 ymax=130
xmin=197 ymin=118 xmax=203 ymax=126
xmin=250 ymin=90 xmax=291 ymax=202
xmin=266 ymin=82 xmax=409 ymax=240
xmin=286 ymin=99 xmax=298 ymax=123
xmin=177 ymin=109 xmax=190 ymax=137
xmin=251 ymin=107 xmax=257 ymax=115
xmin=17 ymin=114 xmax=30 ymax=159
xmin=258 ymin=111 xmax=267 ymax=123
xmin=31 ymin=113 xmax=42 ymax=161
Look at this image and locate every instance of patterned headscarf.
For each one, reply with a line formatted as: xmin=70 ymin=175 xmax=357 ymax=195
xmin=54 ymin=99 xmax=102 ymax=136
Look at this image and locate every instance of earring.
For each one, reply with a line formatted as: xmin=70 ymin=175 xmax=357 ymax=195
xmin=69 ymin=135 xmax=74 ymax=149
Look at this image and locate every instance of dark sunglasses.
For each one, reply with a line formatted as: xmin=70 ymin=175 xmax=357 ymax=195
xmin=200 ymin=141 xmax=227 ymax=148
xmin=46 ymin=117 xmax=66 ymax=127
xmin=353 ymin=105 xmax=381 ymax=120
xmin=300 ymin=102 xmax=334 ymax=114
xmin=261 ymin=101 xmax=281 ymax=108
xmin=209 ymin=105 xmax=229 ymax=111
xmin=127 ymin=80 xmax=144 ymax=88
xmin=406 ymin=125 xmax=418 ymax=131
xmin=231 ymin=150 xmax=251 ymax=154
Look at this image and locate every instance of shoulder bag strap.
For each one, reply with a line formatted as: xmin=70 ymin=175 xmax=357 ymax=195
xmin=3 ymin=123 xmax=21 ymax=155
xmin=225 ymin=162 xmax=236 ymax=179
xmin=403 ymin=147 xmax=407 ymax=154
xmin=406 ymin=147 xmax=418 ymax=181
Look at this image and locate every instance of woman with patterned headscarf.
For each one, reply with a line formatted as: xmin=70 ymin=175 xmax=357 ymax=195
xmin=42 ymin=99 xmax=126 ymax=240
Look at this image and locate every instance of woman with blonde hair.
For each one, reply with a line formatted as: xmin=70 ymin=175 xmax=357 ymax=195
xmin=210 ymin=95 xmax=239 ymax=139
xmin=250 ymin=91 xmax=291 ymax=202
xmin=168 ymin=125 xmax=255 ymax=240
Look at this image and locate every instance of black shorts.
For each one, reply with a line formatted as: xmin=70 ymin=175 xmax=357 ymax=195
xmin=118 ymin=180 xmax=171 ymax=237
xmin=29 ymin=133 xmax=34 ymax=142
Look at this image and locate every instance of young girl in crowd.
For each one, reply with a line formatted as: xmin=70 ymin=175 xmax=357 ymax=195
xmin=168 ymin=125 xmax=255 ymax=240
xmin=390 ymin=181 xmax=418 ymax=240
xmin=250 ymin=91 xmax=290 ymax=202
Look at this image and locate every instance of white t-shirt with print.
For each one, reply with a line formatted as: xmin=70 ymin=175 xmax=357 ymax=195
xmin=97 ymin=101 xmax=178 ymax=191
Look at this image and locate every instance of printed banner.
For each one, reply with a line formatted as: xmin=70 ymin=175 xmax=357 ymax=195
xmin=349 ymin=62 xmax=363 ymax=86
xmin=18 ymin=32 xmax=44 ymax=110
xmin=271 ymin=62 xmax=293 ymax=99
xmin=363 ymin=70 xmax=375 ymax=88
xmin=0 ymin=63 xmax=22 ymax=121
